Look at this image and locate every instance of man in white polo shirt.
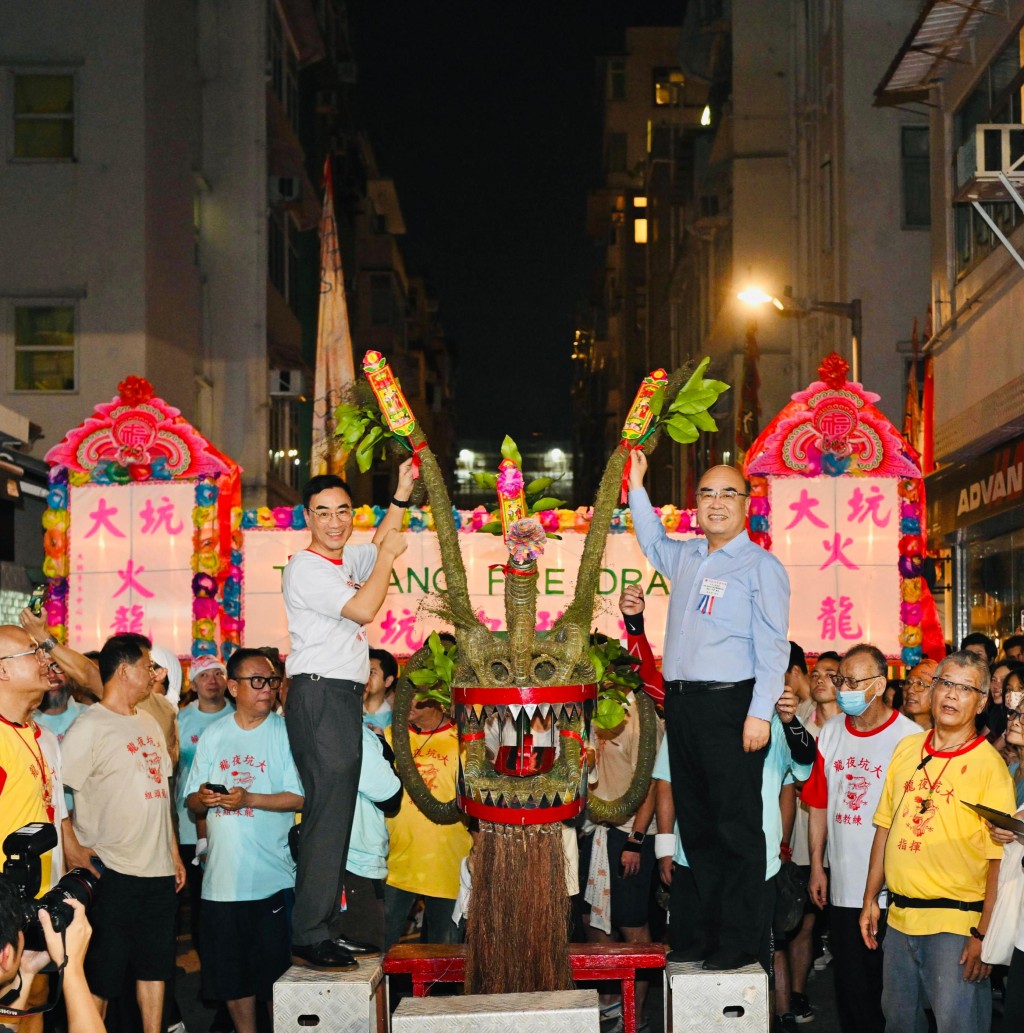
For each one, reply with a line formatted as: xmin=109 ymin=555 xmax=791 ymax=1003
xmin=283 ymin=460 xmax=412 ymax=969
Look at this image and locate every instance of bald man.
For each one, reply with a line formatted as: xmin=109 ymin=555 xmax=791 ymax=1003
xmin=628 ymin=454 xmax=791 ymax=971
xmin=901 ymin=659 xmax=938 ymax=731
xmin=0 ymin=625 xmax=66 ymax=888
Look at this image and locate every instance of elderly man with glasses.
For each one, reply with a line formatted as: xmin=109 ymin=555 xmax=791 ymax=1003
xmin=860 ymin=650 xmax=1016 ymax=1033
xmin=282 ymin=460 xmax=414 ymax=969
xmin=801 ymin=643 xmax=919 ymax=1033
xmin=0 ymin=627 xmax=69 ymax=892
xmin=627 ymin=454 xmax=791 ymax=971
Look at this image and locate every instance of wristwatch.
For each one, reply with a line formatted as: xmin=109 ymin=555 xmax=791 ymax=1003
xmin=627 ymin=831 xmax=646 ymax=846
xmin=39 ymin=636 xmax=57 ymax=653
xmin=969 ymin=926 xmax=985 ymax=941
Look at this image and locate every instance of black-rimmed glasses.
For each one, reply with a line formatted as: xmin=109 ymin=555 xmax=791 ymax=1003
xmin=236 ymin=675 xmax=283 ymax=690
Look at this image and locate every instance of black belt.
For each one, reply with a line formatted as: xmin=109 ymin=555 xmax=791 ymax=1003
xmin=890 ymin=893 xmax=984 ymax=912
xmin=663 ymin=678 xmax=756 ymax=695
xmin=291 ymin=673 xmax=363 ymax=693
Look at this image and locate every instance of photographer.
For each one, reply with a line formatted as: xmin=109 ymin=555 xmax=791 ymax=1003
xmin=0 ymin=874 xmax=102 ymax=1033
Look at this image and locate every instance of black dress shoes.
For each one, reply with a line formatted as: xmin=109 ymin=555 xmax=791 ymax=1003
xmin=329 ymin=935 xmax=381 ymax=957
xmin=291 ymin=940 xmax=358 ymax=970
xmin=702 ymin=949 xmax=758 ymax=971
xmin=667 ymin=945 xmax=708 ymax=964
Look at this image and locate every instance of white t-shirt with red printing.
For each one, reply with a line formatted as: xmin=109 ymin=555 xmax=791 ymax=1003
xmin=801 ymin=708 xmax=919 ymax=908
xmin=283 ymin=544 xmax=378 ymax=681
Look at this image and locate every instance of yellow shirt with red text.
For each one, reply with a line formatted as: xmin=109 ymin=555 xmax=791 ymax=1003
xmin=873 ymin=731 xmax=1014 ymax=937
xmin=0 ymin=720 xmax=54 ymax=890
xmin=385 ymin=722 xmax=471 ymax=899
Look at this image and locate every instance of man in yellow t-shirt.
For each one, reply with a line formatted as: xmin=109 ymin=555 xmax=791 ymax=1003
xmin=859 ymin=651 xmax=1015 ymax=1033
xmin=384 ymin=699 xmax=471 ymax=949
xmin=0 ymin=626 xmax=59 ymax=890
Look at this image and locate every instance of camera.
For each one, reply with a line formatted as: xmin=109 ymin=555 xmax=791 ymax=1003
xmin=2 ymin=824 xmax=97 ymax=952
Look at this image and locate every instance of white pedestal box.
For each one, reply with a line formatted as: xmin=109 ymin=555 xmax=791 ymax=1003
xmin=390 ymin=989 xmax=600 ymax=1033
xmin=667 ymin=960 xmax=769 ymax=1032
xmin=273 ymin=960 xmax=384 ymax=1033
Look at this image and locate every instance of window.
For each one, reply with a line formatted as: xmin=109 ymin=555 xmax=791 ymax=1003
xmin=609 ymin=60 xmax=626 ymax=101
xmin=370 ymin=274 xmax=393 ymax=325
xmin=267 ymin=1 xmax=299 ymax=131
xmin=952 ymin=25 xmax=1024 ymax=273
xmin=13 ymin=73 xmax=74 ymax=159
xmin=901 ymin=126 xmax=931 ymax=228
xmin=607 ymin=133 xmax=627 ymax=175
xmin=653 ymin=68 xmax=684 ymax=107
xmin=13 ymin=304 xmax=76 ymax=391
xmin=267 ymin=208 xmax=300 ymax=311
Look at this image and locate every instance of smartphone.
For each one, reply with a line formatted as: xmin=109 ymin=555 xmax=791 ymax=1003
xmin=28 ymin=584 xmax=47 ymax=616
xmin=206 ymin=783 xmax=230 ymax=794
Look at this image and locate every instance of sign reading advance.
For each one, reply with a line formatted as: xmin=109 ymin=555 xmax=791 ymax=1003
xmin=242 ymin=528 xmax=692 ymax=659
xmin=926 ymin=434 xmax=1024 ymax=539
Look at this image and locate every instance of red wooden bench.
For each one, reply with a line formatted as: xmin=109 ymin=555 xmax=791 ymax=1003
xmin=383 ymin=942 xmax=666 ymax=1033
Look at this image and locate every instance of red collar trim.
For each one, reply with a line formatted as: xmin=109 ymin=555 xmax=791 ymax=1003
xmin=844 ymin=708 xmax=900 ymax=738
xmin=306 ymin=548 xmax=344 ymax=566
xmin=0 ymin=713 xmax=39 ymax=737
xmin=923 ymin=730 xmax=987 ymax=759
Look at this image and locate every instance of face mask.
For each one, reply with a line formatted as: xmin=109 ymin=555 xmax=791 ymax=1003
xmin=837 ymin=683 xmax=881 ymax=717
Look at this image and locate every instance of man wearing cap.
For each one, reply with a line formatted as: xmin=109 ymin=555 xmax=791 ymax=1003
xmin=175 ymin=655 xmax=231 ymax=944
xmin=283 ymin=459 xmax=413 ymax=969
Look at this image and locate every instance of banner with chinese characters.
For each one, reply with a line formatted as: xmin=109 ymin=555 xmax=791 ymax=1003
xmin=67 ymin=483 xmax=196 ymax=654
xmin=242 ymin=528 xmax=694 ymax=658
xmin=771 ymin=478 xmax=900 ymax=656
xmin=744 ymin=352 xmax=941 ymax=665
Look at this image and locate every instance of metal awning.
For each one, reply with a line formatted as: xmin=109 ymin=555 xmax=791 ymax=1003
xmin=874 ymin=0 xmax=1004 ymax=107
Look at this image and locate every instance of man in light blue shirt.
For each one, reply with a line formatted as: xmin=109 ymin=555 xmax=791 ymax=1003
xmin=185 ymin=648 xmax=303 ymax=1033
xmin=628 ymin=451 xmax=790 ymax=971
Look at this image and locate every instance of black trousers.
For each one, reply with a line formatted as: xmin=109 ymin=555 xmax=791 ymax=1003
xmin=665 ymin=681 xmax=767 ymax=958
xmin=285 ymin=674 xmax=364 ymax=946
xmin=830 ymin=904 xmax=887 ymax=1033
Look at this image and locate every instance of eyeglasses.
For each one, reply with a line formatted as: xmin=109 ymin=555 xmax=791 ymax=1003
xmin=696 ymin=488 xmax=748 ymax=502
xmin=0 ymin=647 xmax=46 ymax=662
xmin=1006 ymin=708 xmax=1024 ymax=723
xmin=235 ymin=675 xmax=283 ymax=690
xmin=931 ymin=675 xmax=985 ymax=699
xmin=309 ymin=506 xmax=353 ymax=523
xmin=828 ymin=673 xmax=883 ymax=690
xmin=904 ymin=677 xmax=932 ymax=690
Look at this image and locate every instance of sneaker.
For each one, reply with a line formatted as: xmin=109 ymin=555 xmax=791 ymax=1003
xmin=779 ymin=1014 xmax=800 ymax=1033
xmin=812 ymin=944 xmax=831 ymax=971
xmin=167 ymin=1024 xmax=188 ymax=1033
xmin=789 ymin=992 xmax=814 ymax=1023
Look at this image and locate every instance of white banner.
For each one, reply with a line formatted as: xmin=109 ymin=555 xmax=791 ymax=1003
xmin=771 ymin=477 xmax=900 ymax=656
xmin=242 ymin=528 xmax=693 ymax=658
xmin=68 ymin=482 xmax=195 ymax=655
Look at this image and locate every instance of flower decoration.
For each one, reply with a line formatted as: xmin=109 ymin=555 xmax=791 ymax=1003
xmin=117 ymin=376 xmax=155 ymax=407
xmin=506 ymin=519 xmax=546 ymax=565
xmin=497 ymin=463 xmax=525 ymax=499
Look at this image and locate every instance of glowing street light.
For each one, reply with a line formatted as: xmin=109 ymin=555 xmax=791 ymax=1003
xmin=738 ymin=284 xmax=863 ymax=382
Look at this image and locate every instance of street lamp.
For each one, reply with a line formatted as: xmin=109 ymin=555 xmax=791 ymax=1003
xmin=738 ymin=286 xmax=863 ymax=383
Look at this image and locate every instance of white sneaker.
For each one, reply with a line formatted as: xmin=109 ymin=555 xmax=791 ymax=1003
xmin=167 ymin=1022 xmax=188 ymax=1033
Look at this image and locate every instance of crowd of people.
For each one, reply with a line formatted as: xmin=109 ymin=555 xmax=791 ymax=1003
xmin=1 ymin=456 xmax=1024 ymax=1033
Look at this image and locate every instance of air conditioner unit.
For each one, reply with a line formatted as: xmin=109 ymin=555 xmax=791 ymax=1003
xmin=955 ymin=124 xmax=1024 ymax=201
xmin=269 ymin=176 xmax=301 ymax=203
xmin=269 ymin=369 xmax=304 ymax=397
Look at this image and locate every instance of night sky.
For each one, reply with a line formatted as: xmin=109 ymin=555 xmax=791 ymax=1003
xmin=348 ymin=1 xmax=683 ymax=446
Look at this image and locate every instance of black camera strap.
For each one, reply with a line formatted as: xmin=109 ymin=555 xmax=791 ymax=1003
xmin=0 ymin=931 xmax=68 ymax=1018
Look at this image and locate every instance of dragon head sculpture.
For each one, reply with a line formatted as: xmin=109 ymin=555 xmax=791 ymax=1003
xmin=347 ymin=352 xmax=728 ymax=992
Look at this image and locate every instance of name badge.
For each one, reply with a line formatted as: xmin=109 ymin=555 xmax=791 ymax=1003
xmin=700 ymin=577 xmax=727 ymax=598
